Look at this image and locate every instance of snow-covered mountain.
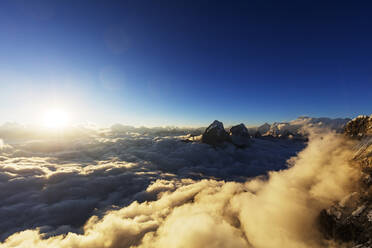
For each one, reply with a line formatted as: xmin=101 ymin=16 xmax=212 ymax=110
xmin=248 ymin=116 xmax=351 ymax=138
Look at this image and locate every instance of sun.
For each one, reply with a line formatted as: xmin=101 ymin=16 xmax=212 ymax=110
xmin=43 ymin=109 xmax=70 ymax=129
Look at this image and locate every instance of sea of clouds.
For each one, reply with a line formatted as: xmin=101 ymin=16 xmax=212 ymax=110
xmin=0 ymin=122 xmax=362 ymax=248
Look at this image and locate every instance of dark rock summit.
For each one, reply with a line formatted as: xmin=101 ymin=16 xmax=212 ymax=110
xmin=201 ymin=121 xmax=251 ymax=148
xmin=229 ymin=123 xmax=250 ymax=148
xmin=201 ymin=120 xmax=230 ymax=146
xmin=230 ymin=123 xmax=249 ymax=137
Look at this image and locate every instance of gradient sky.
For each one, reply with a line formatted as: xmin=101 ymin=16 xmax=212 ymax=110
xmin=0 ymin=0 xmax=371 ymax=127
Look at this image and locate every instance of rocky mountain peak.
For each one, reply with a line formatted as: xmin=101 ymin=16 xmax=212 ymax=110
xmin=202 ymin=120 xmax=230 ymax=146
xmin=206 ymin=120 xmax=224 ymax=133
xmin=344 ymin=115 xmax=372 ymax=139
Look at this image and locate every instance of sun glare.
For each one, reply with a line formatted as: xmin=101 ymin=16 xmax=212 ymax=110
xmin=43 ymin=109 xmax=70 ymax=129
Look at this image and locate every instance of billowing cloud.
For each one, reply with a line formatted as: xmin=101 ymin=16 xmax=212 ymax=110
xmin=0 ymin=125 xmax=361 ymax=247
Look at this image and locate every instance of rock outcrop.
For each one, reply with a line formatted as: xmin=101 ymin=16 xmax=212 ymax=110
xmin=319 ymin=192 xmax=372 ymax=245
xmin=201 ymin=120 xmax=230 ymax=146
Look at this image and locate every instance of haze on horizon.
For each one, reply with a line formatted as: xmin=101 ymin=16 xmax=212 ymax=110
xmin=0 ymin=0 xmax=371 ymax=127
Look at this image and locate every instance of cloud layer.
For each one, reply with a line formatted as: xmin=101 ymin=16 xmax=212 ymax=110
xmin=0 ymin=124 xmax=361 ymax=247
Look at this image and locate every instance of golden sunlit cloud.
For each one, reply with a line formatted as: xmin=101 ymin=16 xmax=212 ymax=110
xmin=43 ymin=108 xmax=70 ymax=129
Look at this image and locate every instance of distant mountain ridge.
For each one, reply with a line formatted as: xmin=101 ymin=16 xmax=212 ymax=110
xmin=0 ymin=116 xmax=353 ymax=142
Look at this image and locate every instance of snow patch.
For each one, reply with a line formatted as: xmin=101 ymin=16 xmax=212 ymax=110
xmin=367 ymin=210 xmax=372 ymax=222
xmin=352 ymin=205 xmax=366 ymax=217
xmin=339 ymin=192 xmax=359 ymax=208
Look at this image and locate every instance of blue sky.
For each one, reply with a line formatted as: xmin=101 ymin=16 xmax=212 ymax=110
xmin=0 ymin=0 xmax=371 ymax=127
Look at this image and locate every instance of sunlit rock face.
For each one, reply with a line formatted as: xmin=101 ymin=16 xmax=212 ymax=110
xmin=229 ymin=123 xmax=250 ymax=148
xmin=201 ymin=120 xmax=230 ymax=146
xmin=344 ymin=115 xmax=372 ymax=139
